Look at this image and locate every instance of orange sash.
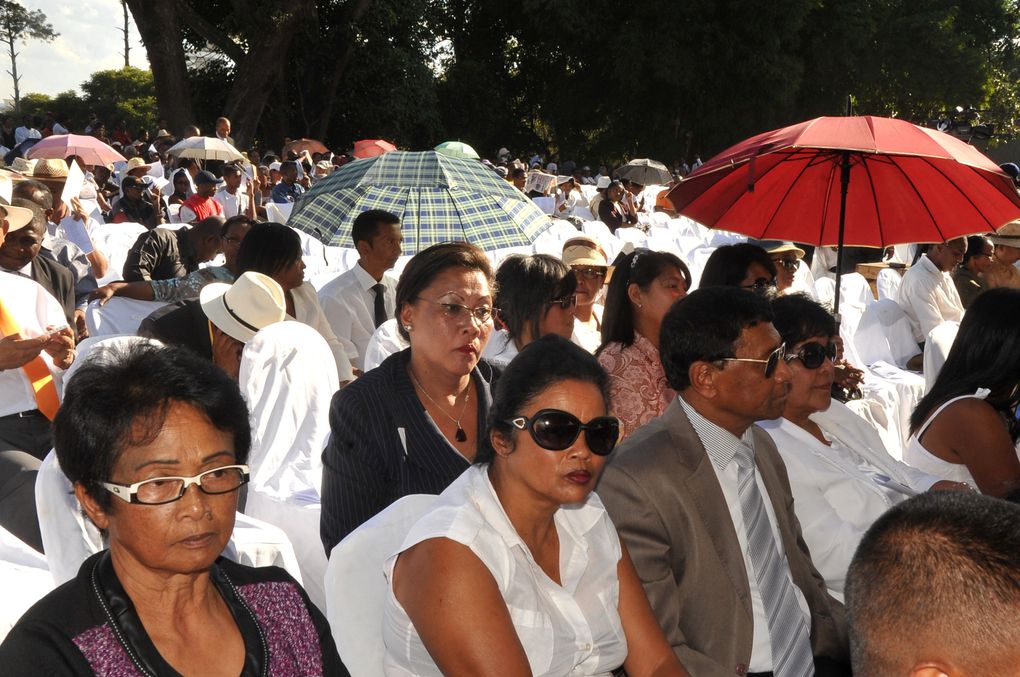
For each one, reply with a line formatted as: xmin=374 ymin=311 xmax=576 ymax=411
xmin=0 ymin=299 xmax=60 ymax=420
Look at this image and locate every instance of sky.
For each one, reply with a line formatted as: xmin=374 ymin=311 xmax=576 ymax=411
xmin=0 ymin=0 xmax=149 ymax=104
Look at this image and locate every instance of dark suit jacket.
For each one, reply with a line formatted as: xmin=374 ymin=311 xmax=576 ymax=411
xmin=319 ymin=349 xmax=499 ymax=553
xmin=29 ymin=255 xmax=75 ymax=327
xmin=138 ymin=300 xmax=212 ymax=359
xmin=597 ymin=399 xmax=849 ymax=677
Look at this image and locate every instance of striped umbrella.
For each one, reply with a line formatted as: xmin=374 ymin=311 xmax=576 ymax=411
xmin=288 ymin=150 xmax=552 ymax=252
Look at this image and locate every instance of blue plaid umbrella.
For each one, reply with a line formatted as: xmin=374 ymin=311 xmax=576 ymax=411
xmin=287 ymin=151 xmax=552 ymax=252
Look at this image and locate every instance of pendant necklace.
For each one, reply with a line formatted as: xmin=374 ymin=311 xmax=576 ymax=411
xmin=409 ymin=369 xmax=471 ymax=442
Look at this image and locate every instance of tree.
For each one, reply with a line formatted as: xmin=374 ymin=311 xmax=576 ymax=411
xmin=0 ymin=0 xmax=57 ymax=112
xmin=123 ymin=0 xmax=194 ymax=135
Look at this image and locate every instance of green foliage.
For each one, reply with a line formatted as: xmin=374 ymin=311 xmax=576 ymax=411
xmin=0 ymin=0 xmax=57 ymax=42
xmin=15 ymin=68 xmax=156 ymax=132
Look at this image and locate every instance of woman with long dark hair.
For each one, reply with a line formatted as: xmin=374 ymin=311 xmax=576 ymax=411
xmin=905 ymin=287 xmax=1020 ymax=496
xmin=596 ymin=249 xmax=690 ymax=438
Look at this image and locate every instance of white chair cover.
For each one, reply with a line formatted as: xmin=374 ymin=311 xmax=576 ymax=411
xmin=265 ymin=202 xmax=294 ymax=223
xmin=839 ymin=272 xmax=875 ymax=308
xmin=876 ymin=268 xmax=903 ymax=300
xmin=0 ymin=525 xmax=52 ymax=642
xmin=239 ymin=322 xmax=339 ymax=610
xmin=854 ymin=299 xmax=921 ymax=369
xmin=85 ymin=297 xmax=168 ymax=337
xmin=924 ymin=321 xmax=960 ymax=393
xmin=325 ymin=494 xmax=439 ymax=677
xmin=615 ymin=227 xmax=648 ymax=250
xmin=814 ymin=276 xmax=836 ymax=308
xmin=89 ymin=221 xmax=148 ymax=286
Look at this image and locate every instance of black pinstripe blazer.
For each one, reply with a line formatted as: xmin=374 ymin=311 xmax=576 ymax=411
xmin=319 ymin=348 xmax=499 ymax=553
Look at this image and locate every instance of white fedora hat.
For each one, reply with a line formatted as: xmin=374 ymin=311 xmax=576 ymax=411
xmin=200 ymin=272 xmax=286 ymax=343
xmin=0 ymin=196 xmax=35 ymax=233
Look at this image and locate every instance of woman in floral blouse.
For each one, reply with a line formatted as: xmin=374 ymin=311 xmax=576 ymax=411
xmin=596 ymin=249 xmax=691 ymax=439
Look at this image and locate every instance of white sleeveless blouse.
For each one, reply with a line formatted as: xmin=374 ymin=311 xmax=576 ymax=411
xmin=903 ymin=389 xmax=991 ymax=486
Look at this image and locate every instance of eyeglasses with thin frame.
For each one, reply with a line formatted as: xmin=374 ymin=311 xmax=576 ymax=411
xmin=415 ymin=296 xmax=494 ymax=324
xmin=102 ymin=464 xmax=250 ymax=505
xmin=718 ymin=343 xmax=787 ymax=378
xmin=546 ymin=294 xmax=577 ymax=310
xmin=787 ymin=341 xmax=837 ymax=370
xmin=505 ymin=409 xmax=621 ymax=456
xmin=572 ymin=266 xmax=607 ymax=280
xmin=740 ymin=277 xmax=778 ymax=292
xmin=772 ymin=258 xmax=800 ymax=272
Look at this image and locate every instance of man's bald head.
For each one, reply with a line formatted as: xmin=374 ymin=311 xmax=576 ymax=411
xmin=846 ymin=491 xmax=1020 ymax=675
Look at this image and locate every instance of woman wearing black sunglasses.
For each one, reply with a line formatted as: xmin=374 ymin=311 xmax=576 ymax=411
xmin=759 ymin=294 xmax=966 ymax=602
xmin=385 ymin=335 xmax=689 ymax=677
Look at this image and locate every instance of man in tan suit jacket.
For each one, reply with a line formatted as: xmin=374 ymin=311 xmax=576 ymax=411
xmin=599 ymin=287 xmax=850 ymax=677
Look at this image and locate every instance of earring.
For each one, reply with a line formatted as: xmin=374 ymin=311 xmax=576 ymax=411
xmin=635 ymin=302 xmax=643 ymax=309
xmin=404 ymin=324 xmax=412 ymax=332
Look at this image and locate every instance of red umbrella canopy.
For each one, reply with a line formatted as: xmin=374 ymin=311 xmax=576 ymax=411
xmin=668 ymin=116 xmax=1020 ymax=247
xmin=353 ymin=139 xmax=396 ymax=159
xmin=26 ymin=133 xmax=126 ymax=166
xmin=283 ymin=138 xmax=329 ymax=156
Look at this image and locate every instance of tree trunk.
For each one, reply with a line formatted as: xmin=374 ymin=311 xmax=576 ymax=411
xmin=4 ymin=26 xmax=19 ymax=112
xmin=124 ymin=0 xmax=193 ymax=135
xmin=220 ymin=0 xmax=315 ymax=150
xmin=121 ymin=0 xmax=130 ymax=68
xmin=313 ymin=0 xmax=374 ymax=141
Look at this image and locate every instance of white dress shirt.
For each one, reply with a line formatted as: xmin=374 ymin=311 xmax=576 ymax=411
xmin=289 ymin=281 xmax=354 ymax=382
xmin=362 ymin=318 xmax=408 ymax=372
xmin=317 ymin=263 xmax=397 ymax=370
xmin=677 ymin=397 xmax=810 ymax=673
xmin=0 ymin=273 xmax=68 ymax=417
xmin=383 ymin=465 xmax=627 ymax=676
xmin=213 ymin=187 xmax=250 ymax=218
xmin=759 ymin=400 xmax=941 ymax=601
xmin=895 ymin=254 xmax=964 ymax=343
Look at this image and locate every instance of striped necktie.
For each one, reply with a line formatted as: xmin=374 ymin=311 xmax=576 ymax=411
xmin=0 ymin=298 xmax=60 ymax=420
xmin=734 ymin=441 xmax=814 ymax=676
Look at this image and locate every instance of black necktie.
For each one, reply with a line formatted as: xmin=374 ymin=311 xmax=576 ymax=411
xmin=371 ymin=283 xmax=387 ymax=328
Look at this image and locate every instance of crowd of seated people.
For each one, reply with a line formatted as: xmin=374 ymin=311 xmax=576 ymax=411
xmin=3 ymin=128 xmax=1020 ymax=675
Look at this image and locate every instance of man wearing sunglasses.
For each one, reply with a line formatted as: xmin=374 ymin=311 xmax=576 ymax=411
xmin=599 ymin=287 xmax=850 ymax=676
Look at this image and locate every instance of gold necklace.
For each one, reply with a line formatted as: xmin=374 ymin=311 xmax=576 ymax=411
xmin=409 ymin=368 xmax=471 ymax=442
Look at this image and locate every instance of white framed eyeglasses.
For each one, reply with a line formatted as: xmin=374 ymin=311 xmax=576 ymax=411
xmin=718 ymin=343 xmax=787 ymax=378
xmin=102 ymin=464 xmax=250 ymax=505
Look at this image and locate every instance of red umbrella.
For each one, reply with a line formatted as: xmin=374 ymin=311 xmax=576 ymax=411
xmin=26 ymin=133 xmax=126 ymax=166
xmin=668 ymin=115 xmax=1020 ymax=312
xmin=352 ymin=139 xmax=396 ymax=159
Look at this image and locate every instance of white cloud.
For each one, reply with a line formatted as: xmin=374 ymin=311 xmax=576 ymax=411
xmin=0 ymin=0 xmax=150 ymax=102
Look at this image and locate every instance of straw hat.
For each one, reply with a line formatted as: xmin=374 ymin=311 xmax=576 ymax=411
xmin=125 ymin=156 xmax=151 ymax=174
xmin=753 ymin=239 xmax=807 ymax=259
xmin=562 ymin=235 xmax=609 ymax=268
xmin=32 ymin=158 xmax=68 ymax=178
xmin=200 ymin=272 xmax=287 ymax=343
xmin=989 ymin=221 xmax=1020 ymax=247
xmin=9 ymin=157 xmax=36 ymax=175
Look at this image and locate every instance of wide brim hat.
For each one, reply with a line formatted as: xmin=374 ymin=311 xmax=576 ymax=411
xmin=32 ymin=158 xmax=68 ymax=178
xmin=125 ymin=156 xmax=151 ymax=173
xmin=200 ymin=272 xmax=287 ymax=343
xmin=989 ymin=221 xmax=1020 ymax=246
xmin=0 ymin=196 xmax=35 ymax=233
xmin=752 ymin=239 xmax=807 ymax=259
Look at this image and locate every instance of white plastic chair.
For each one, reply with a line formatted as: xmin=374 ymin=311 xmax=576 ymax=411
xmin=615 ymin=227 xmax=649 ymax=250
xmin=924 ymin=321 xmax=960 ymax=393
xmin=325 ymin=494 xmax=439 ymax=677
xmin=876 ymin=267 xmax=903 ymax=301
xmin=85 ymin=298 xmax=169 ymax=337
xmin=89 ymin=221 xmax=148 ymax=286
xmin=854 ymin=299 xmax=922 ymax=369
xmin=0 ymin=525 xmax=53 ymax=642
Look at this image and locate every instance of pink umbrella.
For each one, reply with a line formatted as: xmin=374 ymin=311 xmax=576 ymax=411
xmin=352 ymin=139 xmax=396 ymax=159
xmin=27 ymin=133 xmax=126 ymax=166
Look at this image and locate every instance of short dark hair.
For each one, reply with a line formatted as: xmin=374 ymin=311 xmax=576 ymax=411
xmin=236 ymin=222 xmax=301 ymax=276
xmin=846 ymin=491 xmax=1020 ymax=674
xmin=494 ymin=254 xmax=576 ymax=346
xmin=963 ymin=234 xmax=993 ymax=265
xmin=910 ymin=287 xmax=1020 ymax=442
xmin=222 ymin=163 xmax=242 ymax=178
xmin=11 ymin=178 xmax=54 ymax=210
xmin=660 ymin=287 xmax=774 ymax=391
xmin=54 ymin=342 xmax=251 ymax=511
xmin=280 ymin=160 xmax=298 ymax=174
xmin=477 ymin=335 xmax=610 ymax=464
xmin=395 ymin=242 xmax=494 ymax=341
xmin=770 ymin=293 xmax=836 ymax=347
xmin=351 ymin=209 xmax=400 ymax=247
xmin=699 ymin=243 xmax=778 ymax=289
xmin=11 ymin=197 xmax=45 ymax=232
xmin=599 ymin=249 xmax=691 ymax=349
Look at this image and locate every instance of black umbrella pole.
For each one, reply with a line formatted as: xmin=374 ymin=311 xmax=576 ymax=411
xmin=833 ymin=151 xmax=852 ymax=320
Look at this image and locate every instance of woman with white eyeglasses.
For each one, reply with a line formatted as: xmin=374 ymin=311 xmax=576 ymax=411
xmin=384 ymin=335 xmax=689 ymax=676
xmin=758 ymin=294 xmax=967 ymax=602
xmin=0 ymin=342 xmax=347 ymax=675
xmin=320 ymin=242 xmax=500 ymax=552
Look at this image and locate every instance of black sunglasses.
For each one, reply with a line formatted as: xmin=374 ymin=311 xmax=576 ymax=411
xmin=546 ymin=294 xmax=577 ymax=310
xmin=741 ymin=277 xmax=778 ymax=292
xmin=505 ymin=409 xmax=621 ymax=456
xmin=772 ymin=258 xmax=800 ymax=272
xmin=720 ymin=343 xmax=787 ymax=378
xmin=787 ymin=341 xmax=837 ymax=369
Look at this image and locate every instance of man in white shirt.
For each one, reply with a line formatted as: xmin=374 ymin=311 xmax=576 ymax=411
xmin=0 ymin=198 xmax=76 ymax=551
xmin=598 ymin=287 xmax=849 ymax=675
xmin=213 ymin=164 xmax=252 ymax=218
xmin=318 ymin=210 xmax=402 ymax=372
xmin=895 ymin=238 xmax=966 ymax=345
